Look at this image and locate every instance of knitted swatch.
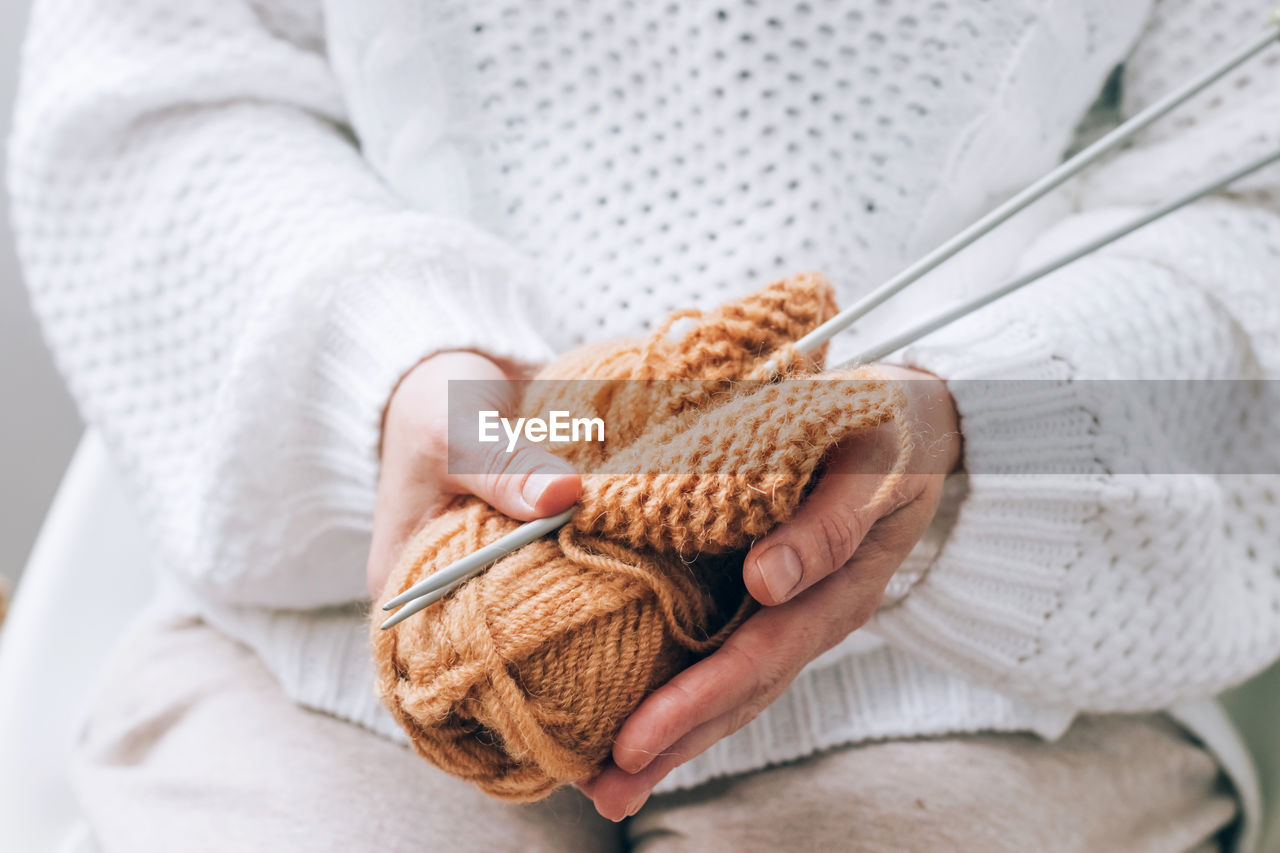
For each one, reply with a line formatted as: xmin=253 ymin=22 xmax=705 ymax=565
xmin=371 ymin=273 xmax=910 ymax=801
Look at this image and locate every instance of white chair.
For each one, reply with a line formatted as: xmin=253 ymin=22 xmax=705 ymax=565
xmin=0 ymin=432 xmax=153 ymax=852
xmin=1 ymin=430 xmax=1277 ymax=850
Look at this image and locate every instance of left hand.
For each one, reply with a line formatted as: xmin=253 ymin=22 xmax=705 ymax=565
xmin=578 ymin=365 xmax=962 ymax=820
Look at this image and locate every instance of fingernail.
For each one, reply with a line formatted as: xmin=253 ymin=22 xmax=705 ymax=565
xmin=521 ymin=467 xmax=568 ymax=511
xmin=758 ymin=544 xmax=803 ymax=602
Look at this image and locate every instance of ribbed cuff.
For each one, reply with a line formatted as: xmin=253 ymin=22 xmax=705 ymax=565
xmin=293 ymin=221 xmax=556 ymax=601
xmin=193 ymin=217 xmax=555 ymax=608
xmin=871 ymin=311 xmax=1109 ymax=696
xmin=315 ymin=223 xmax=557 ymax=464
xmin=896 ymin=304 xmax=1110 ymax=474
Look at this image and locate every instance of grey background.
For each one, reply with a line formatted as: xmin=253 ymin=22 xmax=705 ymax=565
xmin=0 ymin=4 xmax=1274 ymax=846
xmin=1 ymin=0 xmax=82 ymax=592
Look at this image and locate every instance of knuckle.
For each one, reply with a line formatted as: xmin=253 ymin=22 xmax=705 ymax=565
xmin=811 ymin=511 xmax=858 ymax=574
xmin=721 ymin=633 xmax=794 ymax=697
xmin=495 ymin=443 xmax=544 ymax=478
xmin=718 ymin=637 xmax=766 ymax=680
xmin=724 ymin=700 xmax=768 ymax=737
xmin=467 ymin=447 xmax=521 ymax=501
xmin=715 ymin=650 xmax=794 ymax=735
xmin=646 ymin=683 xmax=696 ymax=733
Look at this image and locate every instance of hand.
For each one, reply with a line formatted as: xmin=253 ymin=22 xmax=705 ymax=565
xmin=365 ymin=351 xmax=582 ymax=600
xmin=579 ymin=365 xmax=961 ymax=820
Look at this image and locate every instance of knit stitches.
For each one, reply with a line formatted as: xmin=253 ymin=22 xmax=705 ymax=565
xmin=8 ymin=0 xmax=1280 ymax=796
xmin=373 ymin=275 xmax=910 ymax=799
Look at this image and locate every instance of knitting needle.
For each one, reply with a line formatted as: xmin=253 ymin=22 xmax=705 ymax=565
xmin=778 ymin=18 xmax=1280 ymax=364
xmin=834 ymin=146 xmax=1280 ymax=367
xmin=379 ymin=21 xmax=1280 ymax=629
xmin=379 ymin=508 xmax=575 ymax=629
xmin=380 ymin=144 xmax=1280 ymax=629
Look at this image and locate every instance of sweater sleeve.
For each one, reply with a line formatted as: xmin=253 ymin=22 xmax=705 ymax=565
xmin=7 ymin=0 xmax=555 ymax=609
xmin=872 ymin=0 xmax=1280 ymax=710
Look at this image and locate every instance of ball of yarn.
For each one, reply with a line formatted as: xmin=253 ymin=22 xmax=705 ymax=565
xmin=371 ymin=273 xmax=910 ymax=801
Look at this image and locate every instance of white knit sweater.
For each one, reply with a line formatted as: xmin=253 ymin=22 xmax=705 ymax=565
xmin=9 ymin=0 xmax=1280 ymax=797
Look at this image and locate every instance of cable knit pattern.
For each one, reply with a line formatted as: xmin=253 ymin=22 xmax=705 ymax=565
xmin=8 ymin=0 xmax=1280 ymax=797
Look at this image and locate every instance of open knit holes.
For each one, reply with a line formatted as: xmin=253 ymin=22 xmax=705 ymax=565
xmin=462 ymin=0 xmax=956 ymax=341
xmin=1121 ymin=0 xmax=1263 ymax=136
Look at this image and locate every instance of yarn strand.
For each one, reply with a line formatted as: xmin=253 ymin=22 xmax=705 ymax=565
xmin=372 ymin=274 xmax=913 ymax=800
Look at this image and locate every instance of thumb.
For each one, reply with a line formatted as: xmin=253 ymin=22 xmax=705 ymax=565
xmin=441 ymin=370 xmax=582 ymax=521
xmin=450 ymin=439 xmax=582 ymax=521
xmin=743 ymin=441 xmax=902 ymax=605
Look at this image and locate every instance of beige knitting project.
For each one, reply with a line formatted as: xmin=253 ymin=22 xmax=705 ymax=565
xmin=372 ymin=273 xmax=909 ymax=800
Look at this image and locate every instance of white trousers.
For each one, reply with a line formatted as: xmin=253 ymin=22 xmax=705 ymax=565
xmin=72 ymin=609 xmax=1238 ymax=852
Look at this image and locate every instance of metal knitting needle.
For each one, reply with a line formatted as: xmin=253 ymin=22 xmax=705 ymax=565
xmin=835 ymin=146 xmax=1280 ymax=367
xmin=379 ymin=20 xmax=1280 ymax=630
xmin=381 ymin=146 xmax=1280 ymax=630
xmin=380 ymin=508 xmax=575 ymax=629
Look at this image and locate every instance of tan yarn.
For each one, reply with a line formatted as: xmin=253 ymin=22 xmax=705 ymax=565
xmin=371 ymin=273 xmax=911 ymax=801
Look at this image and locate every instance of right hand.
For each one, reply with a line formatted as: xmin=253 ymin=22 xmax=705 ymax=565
xmin=365 ymin=350 xmax=581 ymax=600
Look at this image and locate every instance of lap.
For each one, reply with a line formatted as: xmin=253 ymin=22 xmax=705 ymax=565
xmin=72 ymin=607 xmax=622 ymax=853
xmin=630 ymin=715 xmax=1237 ymax=853
xmin=74 ymin=609 xmax=1238 ymax=853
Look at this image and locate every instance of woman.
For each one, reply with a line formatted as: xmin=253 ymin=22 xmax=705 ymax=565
xmin=9 ymin=0 xmax=1280 ymax=849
